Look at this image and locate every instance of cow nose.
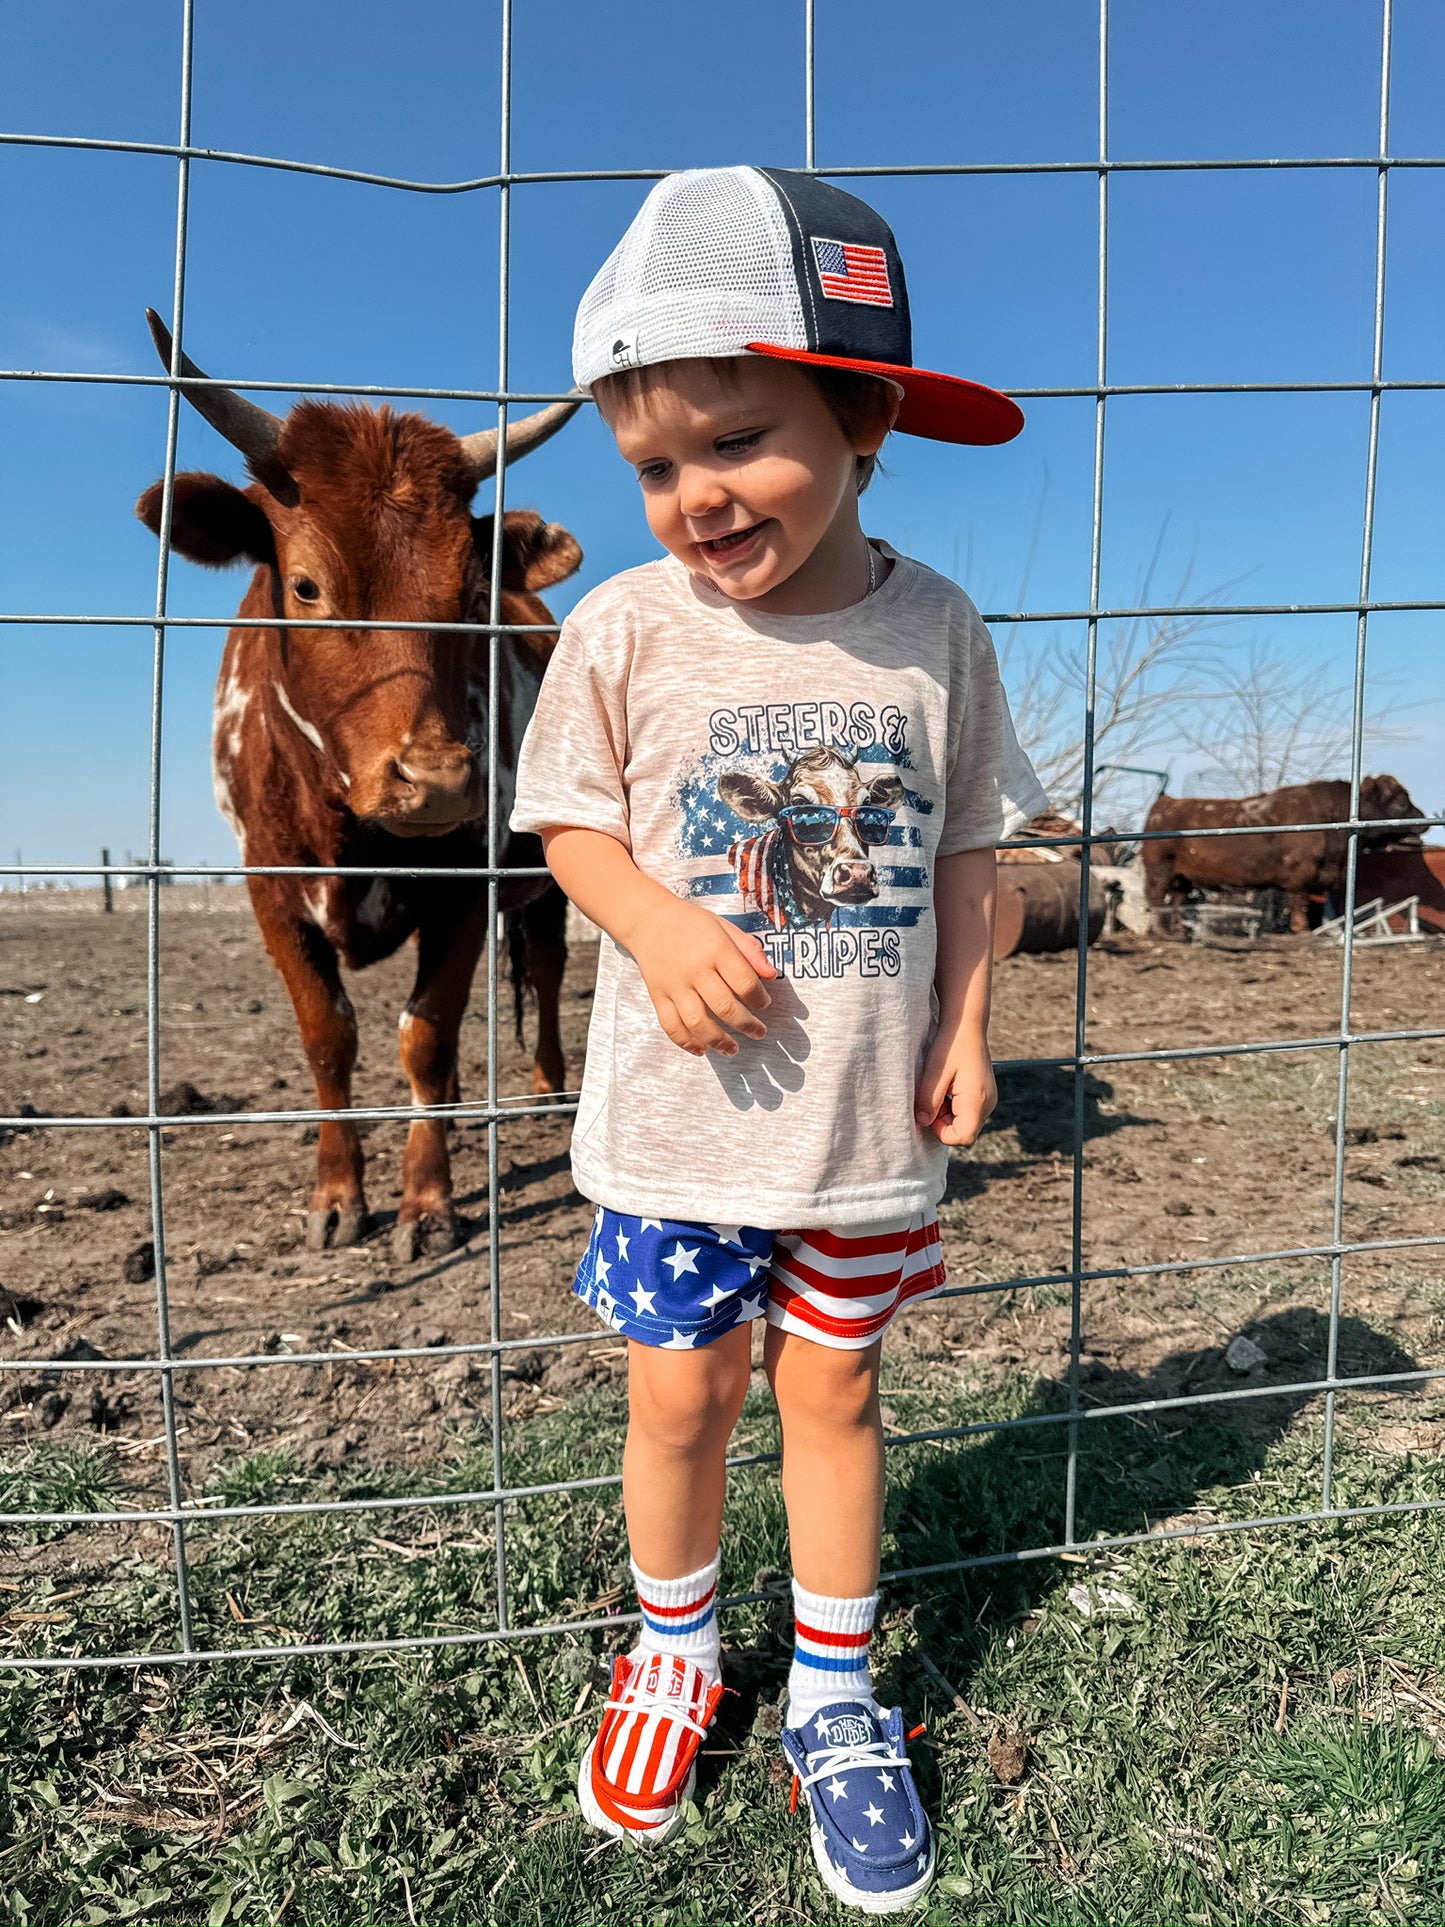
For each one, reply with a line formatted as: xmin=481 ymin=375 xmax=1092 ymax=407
xmin=826 ymin=858 xmax=878 ymax=898
xmin=386 ymin=749 xmax=477 ymax=824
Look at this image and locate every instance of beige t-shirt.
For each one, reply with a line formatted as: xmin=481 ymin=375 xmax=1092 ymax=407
xmin=510 ymin=545 xmax=1048 ymax=1227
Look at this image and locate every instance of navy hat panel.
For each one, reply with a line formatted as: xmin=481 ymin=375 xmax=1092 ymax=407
xmin=758 ymin=168 xmax=913 ymax=367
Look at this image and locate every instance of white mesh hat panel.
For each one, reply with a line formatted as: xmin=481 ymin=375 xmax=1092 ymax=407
xmin=573 ymin=168 xmax=808 ymax=391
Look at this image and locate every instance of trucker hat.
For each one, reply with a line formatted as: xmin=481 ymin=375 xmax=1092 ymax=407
xmin=572 ymin=165 xmax=1023 ymax=446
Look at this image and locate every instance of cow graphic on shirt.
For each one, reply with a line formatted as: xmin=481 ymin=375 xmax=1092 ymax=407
xmin=718 ymin=745 xmax=905 ymax=930
xmin=671 ymin=702 xmax=932 ymax=980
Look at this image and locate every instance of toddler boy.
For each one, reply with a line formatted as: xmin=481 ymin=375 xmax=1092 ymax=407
xmin=512 ymin=165 xmax=1046 ymax=1913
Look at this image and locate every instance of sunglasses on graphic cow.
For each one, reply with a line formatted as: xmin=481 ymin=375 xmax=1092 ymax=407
xmin=779 ymin=801 xmax=896 ymax=845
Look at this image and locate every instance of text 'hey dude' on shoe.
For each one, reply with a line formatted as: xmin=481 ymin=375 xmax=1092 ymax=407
xmin=782 ymin=1700 xmax=936 ymax=1914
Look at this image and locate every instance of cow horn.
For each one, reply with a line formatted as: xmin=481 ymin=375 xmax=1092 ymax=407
xmin=145 ymin=308 xmax=288 ymax=477
xmin=458 ymin=396 xmax=584 ymax=485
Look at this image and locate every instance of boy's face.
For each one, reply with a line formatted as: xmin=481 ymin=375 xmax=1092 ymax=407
xmin=599 ymin=358 xmax=886 ymax=604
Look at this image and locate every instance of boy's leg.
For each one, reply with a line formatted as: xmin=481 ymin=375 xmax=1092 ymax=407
xmin=764 ymin=1326 xmax=883 ymax=1719
xmin=622 ymin=1323 xmax=751 ymax=1679
xmin=624 ymin=1322 xmax=752 ymax=1580
xmin=763 ymin=1326 xmax=883 ymax=1595
xmin=766 ymin=1302 xmax=936 ymax=1913
xmin=578 ymin=1323 xmax=751 ymax=1843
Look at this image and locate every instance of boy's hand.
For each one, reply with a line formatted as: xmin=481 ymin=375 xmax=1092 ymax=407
xmin=915 ymin=1026 xmax=997 ymax=1146
xmin=628 ymin=898 xmax=777 ymax=1057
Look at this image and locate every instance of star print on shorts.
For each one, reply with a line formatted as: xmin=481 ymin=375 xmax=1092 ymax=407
xmin=572 ymin=1209 xmax=946 ymax=1351
xmin=575 ymin=1214 xmax=774 ymax=1348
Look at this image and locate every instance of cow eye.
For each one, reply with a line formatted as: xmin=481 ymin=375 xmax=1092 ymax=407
xmin=291 ymin=577 xmax=321 ymax=603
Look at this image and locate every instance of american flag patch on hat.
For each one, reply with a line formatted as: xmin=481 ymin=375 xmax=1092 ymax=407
xmin=811 ymin=236 xmax=893 ymax=308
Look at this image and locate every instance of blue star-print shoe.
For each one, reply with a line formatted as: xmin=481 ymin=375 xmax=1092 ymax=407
xmin=781 ymin=1701 xmax=935 ymax=1915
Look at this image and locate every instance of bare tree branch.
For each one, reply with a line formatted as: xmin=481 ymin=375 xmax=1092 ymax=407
xmin=991 ymin=525 xmax=1250 ymax=816
xmin=1172 ymin=640 xmax=1404 ymax=794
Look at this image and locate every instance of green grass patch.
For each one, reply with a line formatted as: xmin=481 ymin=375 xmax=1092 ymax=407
xmin=3 ymin=1373 xmax=1445 ymax=1924
xmin=0 ymin=1439 xmax=126 ymax=1543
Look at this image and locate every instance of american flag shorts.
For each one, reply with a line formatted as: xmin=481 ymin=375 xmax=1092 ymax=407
xmin=573 ymin=1208 xmax=945 ymax=1352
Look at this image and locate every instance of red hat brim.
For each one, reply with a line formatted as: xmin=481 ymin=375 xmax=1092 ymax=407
xmin=745 ymin=340 xmax=1023 ymax=446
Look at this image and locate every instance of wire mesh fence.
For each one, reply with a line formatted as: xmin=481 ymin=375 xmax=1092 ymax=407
xmin=3 ymin=0 xmax=1445 ymax=1672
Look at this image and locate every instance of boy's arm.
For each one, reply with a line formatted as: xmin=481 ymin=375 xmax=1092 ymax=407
xmin=541 ymin=825 xmax=776 ymax=1058
xmin=915 ymin=847 xmax=998 ymax=1145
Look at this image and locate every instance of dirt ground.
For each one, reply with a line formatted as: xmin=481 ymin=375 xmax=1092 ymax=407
xmin=3 ymin=884 xmax=1443 ymax=1513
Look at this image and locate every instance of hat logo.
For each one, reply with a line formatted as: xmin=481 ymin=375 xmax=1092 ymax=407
xmin=810 ymin=236 xmax=893 ymax=309
xmin=610 ymin=331 xmax=639 ymax=369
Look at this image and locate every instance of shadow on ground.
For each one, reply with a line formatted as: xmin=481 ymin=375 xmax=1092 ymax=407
xmin=714 ymin=1307 xmax=1423 ymax=1748
xmin=943 ymin=1064 xmax=1157 ymax=1203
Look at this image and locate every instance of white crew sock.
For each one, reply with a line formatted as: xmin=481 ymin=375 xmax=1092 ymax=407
xmin=785 ymin=1579 xmax=879 ymax=1730
xmin=630 ymin=1551 xmax=721 ymax=1683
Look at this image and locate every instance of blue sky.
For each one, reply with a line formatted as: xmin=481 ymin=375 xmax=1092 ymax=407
xmin=1 ymin=0 xmax=1441 ymax=873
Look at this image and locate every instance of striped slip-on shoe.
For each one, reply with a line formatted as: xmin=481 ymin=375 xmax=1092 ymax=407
xmin=577 ymin=1649 xmax=724 ymax=1844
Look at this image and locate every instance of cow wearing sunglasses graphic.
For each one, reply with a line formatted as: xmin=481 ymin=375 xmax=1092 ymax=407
xmin=718 ymin=745 xmax=906 ymax=930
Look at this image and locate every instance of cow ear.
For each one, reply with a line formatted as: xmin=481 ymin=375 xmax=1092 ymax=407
xmin=136 ymin=472 xmax=276 ymax=570
xmin=474 ymin=510 xmax=583 ymax=590
xmin=718 ymin=770 xmax=784 ymax=822
xmin=865 ymin=773 xmax=905 ymax=811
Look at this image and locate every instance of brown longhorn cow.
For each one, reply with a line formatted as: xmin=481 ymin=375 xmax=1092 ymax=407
xmin=137 ymin=312 xmax=582 ymax=1262
xmin=1143 ymin=774 xmax=1422 ymax=935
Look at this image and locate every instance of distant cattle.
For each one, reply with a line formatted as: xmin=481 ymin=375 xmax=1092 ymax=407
xmin=720 ymin=745 xmax=904 ymax=929
xmin=1143 ymin=775 xmax=1422 ymax=935
xmin=137 ymin=312 xmax=581 ymax=1261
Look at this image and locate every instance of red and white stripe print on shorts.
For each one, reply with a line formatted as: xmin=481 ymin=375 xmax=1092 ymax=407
xmin=767 ymin=1209 xmax=946 ymax=1350
xmin=581 ymin=1649 xmax=724 ymax=1838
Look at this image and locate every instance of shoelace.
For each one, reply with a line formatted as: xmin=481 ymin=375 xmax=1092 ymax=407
xmin=797 ymin=1735 xmax=911 ymax=1794
xmin=601 ymin=1690 xmax=713 ymax=1744
xmin=789 ymin=1722 xmax=926 ymax=1814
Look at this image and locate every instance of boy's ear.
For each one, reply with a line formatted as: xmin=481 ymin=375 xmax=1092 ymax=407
xmin=718 ymin=770 xmax=787 ymax=822
xmin=857 ymin=381 xmax=901 ymax=455
xmin=474 ymin=509 xmax=583 ymax=590
xmin=136 ymin=472 xmax=276 ymax=569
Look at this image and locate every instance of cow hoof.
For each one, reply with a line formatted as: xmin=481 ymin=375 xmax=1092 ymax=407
xmin=421 ymin=1215 xmax=460 ymax=1258
xmin=333 ymin=1210 xmax=369 ymax=1249
xmin=307 ymin=1206 xmax=369 ymax=1251
xmin=392 ymin=1214 xmax=458 ymax=1265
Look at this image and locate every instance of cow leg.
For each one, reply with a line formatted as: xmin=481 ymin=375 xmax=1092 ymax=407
xmin=523 ymin=885 xmax=567 ymax=1097
xmin=1287 ymin=890 xmax=1312 ymax=934
xmin=394 ymin=901 xmax=489 ymax=1265
xmin=257 ymin=903 xmax=369 ymax=1251
xmin=1143 ymin=860 xmax=1186 ymax=940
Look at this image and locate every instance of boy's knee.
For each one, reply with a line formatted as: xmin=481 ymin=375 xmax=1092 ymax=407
xmin=629 ymin=1343 xmax=749 ymax=1456
xmin=771 ymin=1340 xmax=879 ymax=1431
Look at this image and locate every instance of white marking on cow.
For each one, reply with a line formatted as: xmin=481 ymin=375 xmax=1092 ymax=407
xmin=397 ymin=1004 xmax=434 ymax=1110
xmin=273 ymin=681 xmax=325 ymax=754
xmin=303 ymin=885 xmax=333 ymax=933
xmin=216 ymin=667 xmax=251 ymax=730
xmin=212 ymin=763 xmax=242 ymax=835
xmin=212 ymin=663 xmax=252 ymax=833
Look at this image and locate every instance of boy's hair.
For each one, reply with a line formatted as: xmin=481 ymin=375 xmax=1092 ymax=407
xmin=593 ymin=358 xmax=894 ymax=494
